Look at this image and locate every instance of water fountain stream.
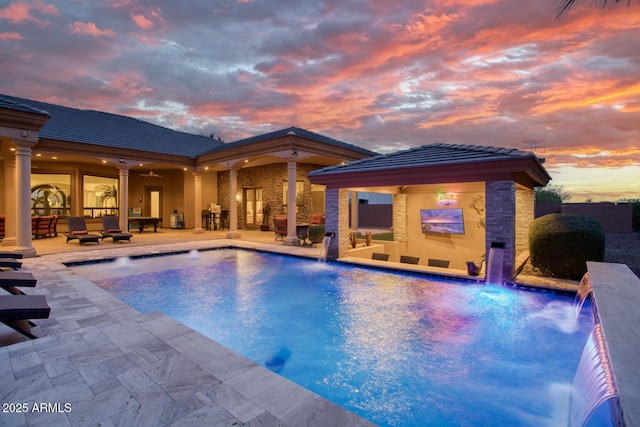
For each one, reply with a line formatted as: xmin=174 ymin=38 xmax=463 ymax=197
xmin=569 ymin=323 xmax=619 ymax=427
xmin=318 ymin=232 xmax=334 ymax=262
xmin=574 ymin=273 xmax=593 ymax=320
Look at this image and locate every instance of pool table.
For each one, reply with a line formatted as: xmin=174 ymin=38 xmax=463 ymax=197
xmin=128 ymin=217 xmax=162 ymax=233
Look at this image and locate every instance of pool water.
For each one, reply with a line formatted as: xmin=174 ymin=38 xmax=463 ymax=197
xmin=72 ymin=249 xmax=599 ymax=426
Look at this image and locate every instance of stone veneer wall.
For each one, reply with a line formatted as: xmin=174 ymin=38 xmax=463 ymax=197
xmin=393 ymin=193 xmax=408 ymax=242
xmin=485 ymin=180 xmax=516 ymax=281
xmin=217 ymin=163 xmax=320 ymax=228
xmin=515 ymin=185 xmax=534 ymax=255
xmin=325 ymin=188 xmax=350 ymax=260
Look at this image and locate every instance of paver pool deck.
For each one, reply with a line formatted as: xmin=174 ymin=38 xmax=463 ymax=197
xmin=1 ymin=228 xmax=637 ymax=426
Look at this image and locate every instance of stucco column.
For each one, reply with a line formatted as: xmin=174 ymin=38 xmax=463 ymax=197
xmin=14 ymin=142 xmax=36 ymax=256
xmin=193 ymin=173 xmax=204 ymax=234
xmin=350 ymin=191 xmax=359 ymax=230
xmin=118 ymin=167 xmax=129 ymax=232
xmin=284 ymin=160 xmax=299 ymax=245
xmin=226 ymin=168 xmax=241 ymax=239
xmin=2 ymin=154 xmax=17 ymax=246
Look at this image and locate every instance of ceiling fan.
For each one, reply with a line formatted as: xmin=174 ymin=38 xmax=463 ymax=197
xmin=140 ymin=170 xmax=163 ymax=178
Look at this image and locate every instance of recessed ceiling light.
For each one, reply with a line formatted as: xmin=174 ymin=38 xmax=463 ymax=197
xmin=52 ymin=156 xmax=58 ymax=160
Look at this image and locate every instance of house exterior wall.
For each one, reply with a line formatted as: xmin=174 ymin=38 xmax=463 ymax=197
xmin=485 ymin=180 xmax=516 ymax=282
xmin=217 ymin=163 xmax=323 ymax=229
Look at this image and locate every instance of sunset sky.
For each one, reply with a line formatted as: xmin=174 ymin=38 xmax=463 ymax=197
xmin=1 ymin=0 xmax=638 ymax=202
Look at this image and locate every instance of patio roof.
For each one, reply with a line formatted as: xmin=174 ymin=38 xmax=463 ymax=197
xmin=0 ymin=94 xmax=222 ymax=158
xmin=308 ymin=143 xmax=552 ymax=189
xmin=201 ymin=126 xmax=377 ymax=157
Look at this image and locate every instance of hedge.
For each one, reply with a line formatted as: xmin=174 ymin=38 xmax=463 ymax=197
xmin=529 ymin=213 xmax=605 ymax=280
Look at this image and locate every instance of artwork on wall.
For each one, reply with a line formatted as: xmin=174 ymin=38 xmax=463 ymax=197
xmin=420 ymin=208 xmax=465 ymax=235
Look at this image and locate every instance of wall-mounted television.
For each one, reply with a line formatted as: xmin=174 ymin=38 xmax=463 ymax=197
xmin=420 ymin=208 xmax=465 ymax=235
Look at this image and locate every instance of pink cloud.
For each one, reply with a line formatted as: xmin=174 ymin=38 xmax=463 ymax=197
xmin=0 ymin=32 xmax=24 ymax=40
xmin=68 ymin=22 xmax=116 ymax=37
xmin=130 ymin=7 xmax=164 ymax=31
xmin=0 ymin=0 xmax=59 ymax=25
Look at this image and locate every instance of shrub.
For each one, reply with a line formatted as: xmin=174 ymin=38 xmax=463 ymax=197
xmin=529 ymin=214 xmax=605 ymax=280
xmin=308 ymin=225 xmax=325 ymax=244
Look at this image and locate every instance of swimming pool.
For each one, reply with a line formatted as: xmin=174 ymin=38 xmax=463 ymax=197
xmin=70 ymin=249 xmax=601 ymax=426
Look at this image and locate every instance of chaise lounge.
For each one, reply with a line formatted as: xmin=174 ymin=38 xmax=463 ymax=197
xmin=1 ymin=270 xmax=38 ymax=295
xmin=64 ymin=216 xmax=101 ymax=245
xmin=100 ymin=216 xmax=133 ymax=243
xmin=0 ymin=258 xmax=22 ymax=270
xmin=0 ymin=294 xmax=50 ymax=339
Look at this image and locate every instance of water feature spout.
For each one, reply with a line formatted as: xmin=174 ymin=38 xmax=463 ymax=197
xmin=486 ymin=242 xmax=505 ymax=285
xmin=319 ymin=232 xmax=334 ymax=262
xmin=569 ymin=324 xmax=619 ymax=427
xmin=574 ymin=273 xmax=593 ymax=320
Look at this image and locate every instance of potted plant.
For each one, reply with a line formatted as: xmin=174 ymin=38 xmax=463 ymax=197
xmin=308 ymin=225 xmax=326 ymax=244
xmin=260 ymin=203 xmax=271 ymax=231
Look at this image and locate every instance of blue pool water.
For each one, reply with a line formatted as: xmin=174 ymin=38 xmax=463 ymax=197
xmin=71 ymin=249 xmax=599 ymax=426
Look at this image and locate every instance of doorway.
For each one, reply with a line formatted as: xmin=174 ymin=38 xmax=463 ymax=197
xmin=146 ymin=186 xmax=162 ymax=219
xmin=243 ymin=187 xmax=263 ymax=228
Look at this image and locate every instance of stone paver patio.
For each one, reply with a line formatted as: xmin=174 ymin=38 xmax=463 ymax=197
xmin=2 ymin=231 xmax=373 ymax=426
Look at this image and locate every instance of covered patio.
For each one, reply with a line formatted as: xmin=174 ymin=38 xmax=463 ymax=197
xmin=309 ymin=143 xmax=552 ymax=283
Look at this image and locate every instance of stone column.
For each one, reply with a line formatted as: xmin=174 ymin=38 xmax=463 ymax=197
xmin=284 ymin=160 xmax=299 ymax=245
xmin=393 ymin=193 xmax=408 ymax=242
xmin=193 ymin=173 xmax=204 ymax=233
xmin=226 ymin=168 xmax=241 ymax=239
xmin=2 ymin=154 xmax=17 ymax=246
xmin=118 ymin=167 xmax=129 ymax=232
xmin=14 ymin=142 xmax=36 ymax=256
xmin=485 ymin=180 xmax=516 ymax=282
xmin=325 ymin=188 xmax=350 ymax=259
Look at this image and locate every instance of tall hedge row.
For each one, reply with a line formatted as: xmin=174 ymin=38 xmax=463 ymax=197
xmin=529 ymin=214 xmax=605 ymax=280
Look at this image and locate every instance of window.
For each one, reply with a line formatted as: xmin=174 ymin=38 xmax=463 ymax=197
xmin=30 ymin=173 xmax=71 ymax=216
xmin=311 ymin=184 xmax=326 ymax=213
xmin=83 ymin=175 xmax=119 ymax=217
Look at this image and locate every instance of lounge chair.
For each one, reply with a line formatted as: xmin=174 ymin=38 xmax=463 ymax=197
xmin=0 ymin=258 xmax=22 ymax=270
xmin=0 ymin=251 xmax=23 ymax=259
xmin=372 ymin=252 xmax=390 ymax=261
xmin=0 ymin=294 xmax=50 ymax=339
xmin=0 ymin=271 xmax=37 ymax=295
xmin=64 ymin=216 xmax=100 ymax=245
xmin=400 ymin=255 xmax=420 ymax=265
xmin=273 ymin=215 xmax=287 ymax=240
xmin=100 ymin=216 xmax=133 ymax=243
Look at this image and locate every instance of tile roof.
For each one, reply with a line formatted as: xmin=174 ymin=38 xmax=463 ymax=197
xmin=0 ymin=94 xmax=222 ymax=158
xmin=0 ymin=96 xmax=50 ymax=117
xmin=309 ymin=143 xmax=545 ymax=176
xmin=206 ymin=126 xmax=378 ymax=157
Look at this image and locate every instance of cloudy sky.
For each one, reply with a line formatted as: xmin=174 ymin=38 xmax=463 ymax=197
xmin=1 ymin=0 xmax=638 ymax=201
